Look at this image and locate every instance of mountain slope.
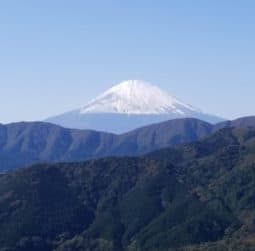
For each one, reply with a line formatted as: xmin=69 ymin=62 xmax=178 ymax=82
xmin=46 ymin=80 xmax=223 ymax=133
xmin=1 ymin=116 xmax=255 ymax=172
xmin=80 ymin=80 xmax=198 ymax=115
xmin=1 ymin=126 xmax=255 ymax=250
xmin=0 ymin=118 xmax=212 ymax=171
xmin=214 ymin=116 xmax=255 ymax=131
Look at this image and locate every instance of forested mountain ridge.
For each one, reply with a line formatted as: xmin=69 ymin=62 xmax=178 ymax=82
xmin=1 ymin=126 xmax=255 ymax=250
xmin=1 ymin=116 xmax=255 ymax=172
xmin=0 ymin=118 xmax=212 ymax=171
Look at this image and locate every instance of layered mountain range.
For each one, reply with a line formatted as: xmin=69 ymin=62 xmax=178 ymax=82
xmin=1 ymin=80 xmax=255 ymax=251
xmin=46 ymin=80 xmax=223 ymax=133
xmin=1 ymin=125 xmax=255 ymax=250
xmin=1 ymin=116 xmax=255 ymax=172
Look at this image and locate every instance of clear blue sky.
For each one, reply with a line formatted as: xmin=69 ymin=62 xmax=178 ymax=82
xmin=1 ymin=1 xmax=254 ymax=123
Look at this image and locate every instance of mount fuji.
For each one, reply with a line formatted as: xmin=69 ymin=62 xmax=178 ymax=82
xmin=46 ymin=80 xmax=224 ymax=133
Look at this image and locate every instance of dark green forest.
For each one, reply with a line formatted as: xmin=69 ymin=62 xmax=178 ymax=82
xmin=1 ymin=127 xmax=255 ymax=250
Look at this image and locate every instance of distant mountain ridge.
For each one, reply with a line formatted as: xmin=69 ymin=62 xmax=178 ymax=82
xmin=0 ymin=116 xmax=255 ymax=171
xmin=214 ymin=116 xmax=255 ymax=130
xmin=46 ymin=80 xmax=224 ymax=133
xmin=1 ymin=125 xmax=255 ymax=250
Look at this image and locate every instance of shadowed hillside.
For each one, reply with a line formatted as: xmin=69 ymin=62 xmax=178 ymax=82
xmin=1 ymin=126 xmax=255 ymax=250
xmin=0 ymin=118 xmax=212 ymax=171
xmin=0 ymin=116 xmax=255 ymax=172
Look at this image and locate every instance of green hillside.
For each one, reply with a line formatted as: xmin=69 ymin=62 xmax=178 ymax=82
xmin=1 ymin=127 xmax=255 ymax=250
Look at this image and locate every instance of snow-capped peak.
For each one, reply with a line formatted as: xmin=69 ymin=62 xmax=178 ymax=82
xmin=80 ymin=80 xmax=199 ymax=115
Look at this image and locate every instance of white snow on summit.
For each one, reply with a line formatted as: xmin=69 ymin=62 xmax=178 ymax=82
xmin=80 ymin=80 xmax=199 ymax=115
xmin=46 ymin=79 xmax=223 ymax=133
